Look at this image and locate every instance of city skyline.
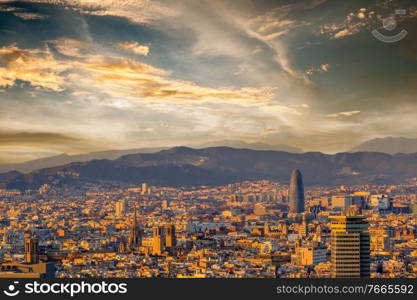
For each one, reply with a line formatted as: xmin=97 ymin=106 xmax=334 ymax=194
xmin=1 ymin=0 xmax=417 ymax=283
xmin=0 ymin=168 xmax=416 ymax=278
xmin=1 ymin=0 xmax=417 ymax=164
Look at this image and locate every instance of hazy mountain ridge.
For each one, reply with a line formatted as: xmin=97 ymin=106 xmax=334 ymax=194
xmin=193 ymin=140 xmax=303 ymax=153
xmin=0 ymin=141 xmax=303 ymax=173
xmin=0 ymin=147 xmax=167 ymax=173
xmin=2 ymin=147 xmax=417 ymax=190
xmin=350 ymin=137 xmax=417 ymax=154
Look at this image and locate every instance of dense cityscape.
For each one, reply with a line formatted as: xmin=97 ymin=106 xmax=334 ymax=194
xmin=1 ymin=4 xmax=417 ymax=299
xmin=1 ymin=169 xmax=417 ymax=278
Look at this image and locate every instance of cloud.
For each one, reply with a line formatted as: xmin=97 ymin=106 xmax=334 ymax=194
xmin=243 ymin=6 xmax=306 ymax=78
xmin=318 ymin=7 xmax=382 ymax=39
xmin=241 ymin=1 xmax=328 ymax=80
xmin=326 ymin=110 xmax=361 ymax=118
xmin=73 ymin=53 xmax=273 ymax=103
xmin=247 ymin=6 xmax=310 ymax=42
xmin=0 ymin=0 xmax=176 ymax=24
xmin=114 ymin=41 xmax=150 ymax=56
xmin=170 ymin=1 xmax=257 ymax=59
xmin=260 ymin=128 xmax=279 ymax=136
xmin=305 ymin=63 xmax=330 ymax=75
xmin=13 ymin=12 xmax=46 ymax=20
xmin=357 ymin=8 xmax=367 ymax=19
xmin=320 ymin=64 xmax=330 ymax=72
xmin=0 ymin=131 xmax=83 ymax=145
xmin=48 ymin=38 xmax=94 ymax=57
xmin=0 ymin=38 xmax=290 ymax=160
xmin=2 ymin=0 xmax=417 ymax=159
xmin=0 ymin=3 xmax=45 ymax=19
xmin=0 ymin=43 xmax=273 ymax=105
xmin=0 ymin=44 xmax=70 ymax=91
xmin=0 ymin=128 xmax=107 ymax=160
xmin=0 ymin=5 xmax=20 ymax=12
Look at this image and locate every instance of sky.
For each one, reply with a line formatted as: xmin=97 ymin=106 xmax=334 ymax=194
xmin=1 ymin=0 xmax=417 ymax=163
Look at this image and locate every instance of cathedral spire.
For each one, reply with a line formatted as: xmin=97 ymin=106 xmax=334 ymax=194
xmin=133 ymin=204 xmax=137 ymax=227
xmin=127 ymin=202 xmax=142 ymax=252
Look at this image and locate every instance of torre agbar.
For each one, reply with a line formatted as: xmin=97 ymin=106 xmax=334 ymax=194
xmin=289 ymin=169 xmax=305 ymax=213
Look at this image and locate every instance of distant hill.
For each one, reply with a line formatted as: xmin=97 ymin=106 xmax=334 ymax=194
xmin=350 ymin=137 xmax=417 ymax=154
xmin=2 ymin=146 xmax=417 ymax=190
xmin=0 ymin=147 xmax=167 ymax=173
xmin=0 ymin=141 xmax=302 ymax=174
xmin=193 ymin=140 xmax=303 ymax=153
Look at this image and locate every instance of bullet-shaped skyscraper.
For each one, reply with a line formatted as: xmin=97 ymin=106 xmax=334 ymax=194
xmin=289 ymin=169 xmax=305 ymax=213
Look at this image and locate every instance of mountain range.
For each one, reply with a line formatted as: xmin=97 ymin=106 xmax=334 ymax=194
xmin=3 ymin=137 xmax=417 ymax=175
xmin=2 ymin=146 xmax=417 ymax=190
xmin=349 ymin=137 xmax=417 ymax=154
xmin=192 ymin=140 xmax=303 ymax=153
xmin=0 ymin=147 xmax=167 ymax=174
xmin=0 ymin=141 xmax=302 ymax=173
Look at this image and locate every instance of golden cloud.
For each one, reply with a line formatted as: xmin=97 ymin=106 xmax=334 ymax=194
xmin=260 ymin=128 xmax=279 ymax=136
xmin=0 ymin=131 xmax=83 ymax=146
xmin=67 ymin=48 xmax=274 ymax=104
xmin=0 ymin=0 xmax=176 ymax=24
xmin=48 ymin=38 xmax=94 ymax=57
xmin=0 ymin=44 xmax=70 ymax=91
xmin=0 ymin=43 xmax=273 ymax=105
xmin=326 ymin=110 xmax=361 ymax=118
xmin=305 ymin=63 xmax=330 ymax=75
xmin=77 ymin=54 xmax=168 ymax=76
xmin=0 ymin=129 xmax=106 ymax=160
xmin=115 ymin=41 xmax=150 ymax=56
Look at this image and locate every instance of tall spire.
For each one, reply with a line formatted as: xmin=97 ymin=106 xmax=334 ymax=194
xmin=127 ymin=202 xmax=142 ymax=252
xmin=133 ymin=204 xmax=137 ymax=227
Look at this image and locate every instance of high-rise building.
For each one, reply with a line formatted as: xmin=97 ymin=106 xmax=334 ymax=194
xmin=331 ymin=195 xmax=364 ymax=210
xmin=293 ymin=245 xmax=327 ymax=266
xmin=330 ymin=210 xmax=370 ymax=278
xmin=369 ymin=228 xmax=390 ymax=252
xmin=162 ymin=200 xmax=169 ymax=210
xmin=115 ymin=199 xmax=127 ymax=217
xmin=289 ymin=169 xmax=305 ymax=213
xmin=299 ymin=219 xmax=308 ymax=237
xmin=0 ymin=233 xmax=55 ymax=278
xmin=25 ymin=237 xmax=39 ymax=264
xmin=127 ymin=207 xmax=142 ymax=252
xmin=152 ymin=226 xmax=165 ymax=255
xmin=165 ymin=224 xmax=176 ymax=248
xmin=141 ymin=183 xmax=148 ymax=195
